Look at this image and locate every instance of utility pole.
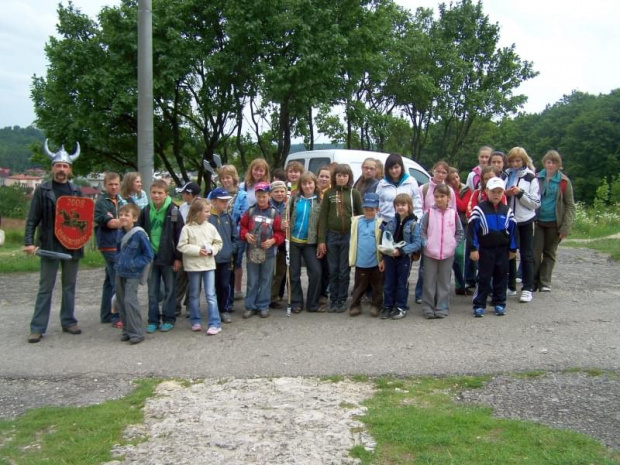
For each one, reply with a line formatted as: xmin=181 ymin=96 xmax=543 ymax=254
xmin=137 ymin=0 xmax=154 ymax=193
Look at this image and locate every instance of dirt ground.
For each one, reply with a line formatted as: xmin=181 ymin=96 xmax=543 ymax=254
xmin=0 ymin=244 xmax=619 ymax=455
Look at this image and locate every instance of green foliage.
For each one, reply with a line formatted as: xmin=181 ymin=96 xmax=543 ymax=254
xmin=0 ymin=379 xmax=160 ymax=465
xmin=0 ymin=126 xmax=45 ymax=172
xmin=0 ymin=185 xmax=30 ymax=218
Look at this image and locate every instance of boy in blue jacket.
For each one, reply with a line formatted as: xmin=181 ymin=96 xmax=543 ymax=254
xmin=468 ymin=177 xmax=517 ymax=317
xmin=208 ymin=187 xmax=238 ymax=324
xmin=115 ymin=203 xmax=153 ymax=344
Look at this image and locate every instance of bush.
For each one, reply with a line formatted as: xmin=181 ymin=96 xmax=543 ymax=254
xmin=0 ymin=185 xmax=30 ymax=218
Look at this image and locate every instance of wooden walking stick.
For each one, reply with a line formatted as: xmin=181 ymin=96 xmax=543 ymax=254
xmin=285 ymin=196 xmax=292 ymax=317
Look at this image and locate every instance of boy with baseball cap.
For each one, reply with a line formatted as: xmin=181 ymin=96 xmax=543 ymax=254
xmin=239 ymin=182 xmax=285 ymax=318
xmin=208 ymin=187 xmax=237 ymax=323
xmin=468 ymin=176 xmax=517 ymax=317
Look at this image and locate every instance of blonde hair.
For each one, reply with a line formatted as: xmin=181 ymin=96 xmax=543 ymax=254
xmin=393 ymin=193 xmax=413 ymax=215
xmin=121 ymin=172 xmax=141 ymax=198
xmin=103 ymin=172 xmax=120 ymax=185
xmin=507 ymin=147 xmax=531 ymax=168
xmin=119 ymin=203 xmax=140 ymax=220
xmin=218 ymin=164 xmax=240 ymax=188
xmin=244 ymin=158 xmax=270 ymax=186
xmin=187 ymin=198 xmax=210 ymax=224
xmin=542 ymin=150 xmax=563 ymax=170
xmin=298 ymin=171 xmax=319 ymax=197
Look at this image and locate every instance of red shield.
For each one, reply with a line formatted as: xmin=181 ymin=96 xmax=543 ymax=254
xmin=55 ymin=196 xmax=95 ymax=250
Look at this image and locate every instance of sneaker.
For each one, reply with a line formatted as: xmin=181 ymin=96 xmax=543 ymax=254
xmin=540 ymin=286 xmax=551 ymax=292
xmin=206 ymin=326 xmax=222 ymax=335
xmin=292 ymin=307 xmax=303 ymax=314
xmin=146 ymin=324 xmax=158 ymax=333
xmin=242 ymin=310 xmax=255 ymax=319
xmin=516 ymin=277 xmax=522 ymax=283
xmin=506 ymin=289 xmax=517 ymax=297
xmin=234 ymin=291 xmax=244 ymax=301
xmin=380 ymin=307 xmax=392 ymax=319
xmin=112 ymin=320 xmax=123 ymax=329
xmin=349 ymin=306 xmax=362 ymax=317
xmin=391 ymin=308 xmax=407 ymax=320
xmin=369 ymin=306 xmax=380 ymax=317
xmin=129 ymin=337 xmax=144 ymax=345
xmin=221 ymin=312 xmax=232 ymax=324
xmin=519 ymin=290 xmax=533 ymax=303
xmin=336 ymin=302 xmax=347 ymax=313
xmin=260 ymin=310 xmax=270 ymax=318
xmin=62 ymin=325 xmax=82 ymax=335
xmin=415 ymin=298 xmax=422 ymax=304
xmin=160 ymin=323 xmax=174 ymax=332
xmin=494 ymin=305 xmax=506 ymax=316
xmin=28 ymin=333 xmax=43 ymax=343
xmin=319 ymin=295 xmax=328 ymax=305
xmin=120 ymin=334 xmax=130 ymax=342
xmin=473 ymin=308 xmax=485 ymax=318
xmin=423 ymin=313 xmax=435 ymax=319
xmin=328 ymin=303 xmax=338 ymax=313
xmin=191 ymin=323 xmax=202 ymax=332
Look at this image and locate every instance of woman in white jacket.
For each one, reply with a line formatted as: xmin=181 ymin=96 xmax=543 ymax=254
xmin=504 ymin=147 xmax=540 ymax=303
xmin=177 ymin=198 xmax=223 ymax=334
xmin=375 ymin=153 xmax=423 ymax=222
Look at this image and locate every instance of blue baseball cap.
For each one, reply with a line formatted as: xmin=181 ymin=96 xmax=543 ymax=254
xmin=210 ymin=187 xmax=233 ymax=200
xmin=362 ymin=192 xmax=379 ymax=208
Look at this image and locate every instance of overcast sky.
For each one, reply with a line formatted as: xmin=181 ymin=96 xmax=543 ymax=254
xmin=1 ymin=0 xmax=618 ymax=129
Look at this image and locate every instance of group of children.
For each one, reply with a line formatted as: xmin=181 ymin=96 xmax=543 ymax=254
xmin=95 ymin=146 xmax=574 ymax=344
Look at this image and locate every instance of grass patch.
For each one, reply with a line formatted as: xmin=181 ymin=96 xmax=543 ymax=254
xmin=0 ymin=225 xmax=105 ymax=273
xmin=512 ymin=370 xmax=547 ymax=379
xmin=563 ymin=239 xmax=620 ymax=261
xmin=0 ymin=379 xmax=160 ymax=465
xmin=351 ymin=375 xmax=620 ymax=465
xmin=321 ymin=375 xmax=345 ymax=383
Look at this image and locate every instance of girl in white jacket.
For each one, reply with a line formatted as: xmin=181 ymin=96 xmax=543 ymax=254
xmin=505 ymin=147 xmax=540 ymax=303
xmin=177 ymin=198 xmax=223 ymax=334
xmin=375 ymin=153 xmax=423 ymax=221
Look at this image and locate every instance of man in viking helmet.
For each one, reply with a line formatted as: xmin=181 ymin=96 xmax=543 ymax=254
xmin=23 ymin=139 xmax=84 ymax=343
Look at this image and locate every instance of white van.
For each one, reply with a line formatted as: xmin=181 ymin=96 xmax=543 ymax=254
xmin=284 ymin=149 xmax=430 ymax=186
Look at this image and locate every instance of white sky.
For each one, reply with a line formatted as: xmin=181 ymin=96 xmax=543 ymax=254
xmin=0 ymin=0 xmax=618 ymax=128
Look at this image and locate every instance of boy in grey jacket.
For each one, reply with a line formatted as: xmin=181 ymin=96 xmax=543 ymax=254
xmin=208 ymin=187 xmax=238 ymax=323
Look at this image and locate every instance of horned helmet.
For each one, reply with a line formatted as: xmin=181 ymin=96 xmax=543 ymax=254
xmin=43 ymin=139 xmax=81 ymax=165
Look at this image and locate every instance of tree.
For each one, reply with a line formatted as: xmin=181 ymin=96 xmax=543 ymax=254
xmin=0 ymin=185 xmax=30 ymax=219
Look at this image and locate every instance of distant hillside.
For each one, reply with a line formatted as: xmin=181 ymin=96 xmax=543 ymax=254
xmin=0 ymin=126 xmax=45 ymax=173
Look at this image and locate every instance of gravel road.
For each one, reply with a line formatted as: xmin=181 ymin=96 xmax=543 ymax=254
xmin=0 ymin=245 xmax=618 ymax=456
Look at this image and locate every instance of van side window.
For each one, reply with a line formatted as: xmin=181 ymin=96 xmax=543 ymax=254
xmin=409 ymin=168 xmax=429 ymax=186
xmin=308 ymin=158 xmax=331 ymax=174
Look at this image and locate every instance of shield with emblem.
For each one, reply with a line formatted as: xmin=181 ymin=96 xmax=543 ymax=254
xmin=54 ymin=196 xmax=95 ymax=250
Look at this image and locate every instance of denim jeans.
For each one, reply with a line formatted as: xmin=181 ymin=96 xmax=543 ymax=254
xmin=452 ymin=240 xmax=466 ymax=290
xmin=147 ymin=264 xmax=177 ymax=326
xmin=30 ymin=257 xmax=79 ymax=334
xmin=326 ymin=231 xmax=351 ymax=305
xmin=100 ymin=250 xmax=119 ymax=323
xmin=215 ymin=262 xmax=232 ymax=313
xmin=245 ymin=256 xmax=275 ymax=311
xmin=383 ymin=255 xmax=412 ymax=309
xmin=290 ymin=242 xmax=322 ymax=310
xmin=187 ymin=270 xmax=220 ymax=327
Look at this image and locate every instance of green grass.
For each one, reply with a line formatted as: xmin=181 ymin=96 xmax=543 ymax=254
xmin=0 ymin=226 xmax=105 ymax=273
xmin=0 ymin=379 xmax=160 ymax=465
xmin=351 ymin=375 xmax=620 ymax=465
xmin=563 ymin=239 xmax=620 ymax=261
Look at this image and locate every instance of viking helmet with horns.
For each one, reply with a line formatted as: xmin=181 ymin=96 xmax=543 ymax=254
xmin=43 ymin=139 xmax=81 ymax=165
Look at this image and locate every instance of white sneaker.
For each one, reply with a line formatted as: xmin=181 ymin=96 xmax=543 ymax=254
xmin=519 ymin=290 xmax=533 ymax=303
xmin=506 ymin=289 xmax=517 ymax=296
xmin=540 ymin=286 xmax=551 ymax=292
xmin=206 ymin=326 xmax=222 ymax=335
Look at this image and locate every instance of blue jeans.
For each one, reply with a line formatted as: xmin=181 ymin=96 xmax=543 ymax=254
xmin=30 ymin=257 xmax=79 ymax=334
xmin=187 ymin=270 xmax=220 ymax=327
xmin=383 ymin=255 xmax=412 ymax=309
xmin=452 ymin=240 xmax=466 ymax=290
xmin=147 ymin=264 xmax=177 ymax=326
xmin=326 ymin=231 xmax=351 ymax=305
xmin=245 ymin=256 xmax=275 ymax=311
xmin=100 ymin=250 xmax=119 ymax=323
xmin=414 ymin=254 xmax=424 ymax=300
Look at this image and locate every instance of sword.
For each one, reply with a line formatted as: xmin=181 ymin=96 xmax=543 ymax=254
xmin=35 ymin=248 xmax=73 ymax=260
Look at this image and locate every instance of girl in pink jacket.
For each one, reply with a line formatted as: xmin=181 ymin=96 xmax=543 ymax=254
xmin=419 ymin=184 xmax=464 ymax=319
